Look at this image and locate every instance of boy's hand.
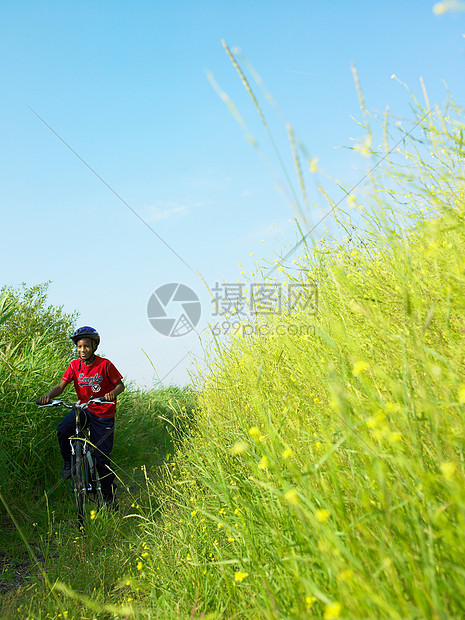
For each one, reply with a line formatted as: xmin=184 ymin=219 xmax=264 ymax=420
xmin=38 ymin=395 xmax=51 ymax=405
xmin=103 ymin=381 xmax=124 ymax=402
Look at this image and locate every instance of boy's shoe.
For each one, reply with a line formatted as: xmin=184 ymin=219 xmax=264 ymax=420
xmin=62 ymin=461 xmax=72 ymax=479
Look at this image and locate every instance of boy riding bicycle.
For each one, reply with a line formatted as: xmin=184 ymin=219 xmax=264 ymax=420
xmin=39 ymin=326 xmax=125 ymax=507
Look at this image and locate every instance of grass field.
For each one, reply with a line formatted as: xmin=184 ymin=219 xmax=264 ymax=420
xmin=1 ymin=88 xmax=465 ymax=618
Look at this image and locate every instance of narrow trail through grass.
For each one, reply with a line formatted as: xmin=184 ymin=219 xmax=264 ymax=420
xmin=0 ymin=384 xmax=197 ymax=617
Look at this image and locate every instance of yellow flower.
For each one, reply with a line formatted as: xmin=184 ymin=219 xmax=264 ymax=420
xmin=315 ymin=508 xmax=331 ymax=523
xmin=440 ymin=461 xmax=456 ymax=480
xmin=324 ymin=602 xmax=342 ymax=619
xmin=306 ymin=595 xmax=316 ymax=609
xmin=284 ymin=488 xmax=299 ymax=505
xmin=249 ymin=426 xmax=260 ymax=437
xmin=258 ymin=456 xmax=269 ymax=470
xmin=309 ymin=157 xmax=319 ymax=173
xmin=388 ymin=431 xmax=402 ymax=444
xmin=230 ymin=441 xmax=247 ymax=455
xmin=141 ymin=552 xmax=149 ymax=558
xmin=282 ymin=448 xmax=293 ymax=459
xmin=234 ymin=571 xmax=249 ymax=582
xmin=366 ymin=412 xmax=385 ymax=429
xmin=191 ymin=510 xmax=197 ymax=516
xmin=90 ymin=510 xmax=96 ymax=520
xmin=136 ymin=562 xmax=143 ymax=571
xmin=353 ymin=360 xmax=369 ymax=376
xmin=337 ymin=569 xmax=353 ymax=581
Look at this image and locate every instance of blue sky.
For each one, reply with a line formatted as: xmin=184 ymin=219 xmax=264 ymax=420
xmin=1 ymin=1 xmax=464 ymax=387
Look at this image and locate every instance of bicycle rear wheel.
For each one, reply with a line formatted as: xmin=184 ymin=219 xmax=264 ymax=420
xmin=71 ymin=440 xmax=87 ymax=523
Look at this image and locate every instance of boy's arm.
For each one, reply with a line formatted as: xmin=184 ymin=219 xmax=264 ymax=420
xmin=104 ymin=380 xmax=125 ymax=402
xmin=39 ymin=380 xmax=68 ymax=405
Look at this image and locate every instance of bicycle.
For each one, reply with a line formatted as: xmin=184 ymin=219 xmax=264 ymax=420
xmin=37 ymin=397 xmax=114 ymax=523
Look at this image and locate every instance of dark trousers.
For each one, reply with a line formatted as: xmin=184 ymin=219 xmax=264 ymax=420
xmin=57 ymin=408 xmax=116 ymax=498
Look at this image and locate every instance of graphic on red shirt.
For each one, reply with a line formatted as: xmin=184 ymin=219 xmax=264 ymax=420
xmin=62 ymin=356 xmax=123 ymax=418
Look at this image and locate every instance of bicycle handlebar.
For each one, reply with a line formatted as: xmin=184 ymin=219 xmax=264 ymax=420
xmin=36 ymin=397 xmax=115 ymax=407
xmin=36 ymin=399 xmax=71 ymax=408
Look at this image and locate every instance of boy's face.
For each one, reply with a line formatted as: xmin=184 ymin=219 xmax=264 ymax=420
xmin=76 ymin=338 xmax=95 ymax=361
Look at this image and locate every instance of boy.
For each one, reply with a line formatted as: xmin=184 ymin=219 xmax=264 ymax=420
xmin=39 ymin=326 xmax=125 ymax=506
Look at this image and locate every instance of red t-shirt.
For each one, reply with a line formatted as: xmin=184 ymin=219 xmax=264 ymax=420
xmin=62 ymin=356 xmax=123 ymax=418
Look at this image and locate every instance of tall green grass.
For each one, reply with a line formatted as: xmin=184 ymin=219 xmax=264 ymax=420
xmin=0 ymin=284 xmax=76 ymax=517
xmin=111 ymin=92 xmax=465 ymax=618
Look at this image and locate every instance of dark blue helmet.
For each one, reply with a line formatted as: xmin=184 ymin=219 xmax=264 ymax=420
xmin=71 ymin=326 xmax=100 ymax=347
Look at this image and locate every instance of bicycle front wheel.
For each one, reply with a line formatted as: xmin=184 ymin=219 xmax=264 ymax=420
xmin=87 ymin=450 xmax=104 ymax=508
xmin=71 ymin=440 xmax=87 ymax=522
